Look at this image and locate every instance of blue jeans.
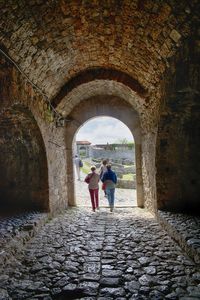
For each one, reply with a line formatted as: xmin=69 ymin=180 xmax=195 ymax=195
xmin=106 ymin=188 xmax=115 ymax=207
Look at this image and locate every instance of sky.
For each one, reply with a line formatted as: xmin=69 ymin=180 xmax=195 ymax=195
xmin=76 ymin=117 xmax=134 ymax=144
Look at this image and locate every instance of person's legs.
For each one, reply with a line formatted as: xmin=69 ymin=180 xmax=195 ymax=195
xmin=109 ymin=188 xmax=115 ymax=211
xmin=94 ymin=188 xmax=99 ymax=209
xmin=102 ymin=183 xmax=107 ymax=197
xmin=106 ymin=188 xmax=112 ymax=207
xmin=89 ymin=189 xmax=95 ymax=211
xmin=76 ymin=165 xmax=80 ymax=180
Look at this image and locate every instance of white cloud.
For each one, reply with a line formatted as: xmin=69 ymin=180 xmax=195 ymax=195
xmin=76 ymin=117 xmax=134 ymax=144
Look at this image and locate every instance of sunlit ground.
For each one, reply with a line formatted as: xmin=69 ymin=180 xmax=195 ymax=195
xmin=75 ymin=170 xmax=137 ymax=207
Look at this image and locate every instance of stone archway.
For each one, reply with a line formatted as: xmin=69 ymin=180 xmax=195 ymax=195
xmin=0 ymin=104 xmax=49 ymax=214
xmin=64 ymin=96 xmax=143 ymax=208
xmin=53 ymin=68 xmax=154 ymax=211
xmin=79 ymin=146 xmax=87 ymax=157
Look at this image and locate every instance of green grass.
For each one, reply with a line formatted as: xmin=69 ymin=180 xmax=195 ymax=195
xmin=82 ymin=162 xmax=134 ymax=180
xmin=122 ymin=173 xmax=134 ymax=180
xmin=124 ymin=165 xmax=134 ymax=168
xmin=81 ymin=161 xmax=91 ymax=174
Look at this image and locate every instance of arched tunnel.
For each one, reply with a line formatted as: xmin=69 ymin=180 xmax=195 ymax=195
xmin=0 ymin=1 xmax=199 ymax=299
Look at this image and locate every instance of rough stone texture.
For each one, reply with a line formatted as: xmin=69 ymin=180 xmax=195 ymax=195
xmin=0 ymin=207 xmax=200 ymax=299
xmin=142 ymin=132 xmax=157 ymax=212
xmin=157 ymin=210 xmax=200 ymax=264
xmin=0 ymin=212 xmax=47 ymax=267
xmin=0 ymin=55 xmax=68 ymax=216
xmin=0 ymin=1 xmax=199 ymax=215
xmin=0 ymin=7 xmax=199 ymax=298
xmin=0 ymin=105 xmax=49 ymax=212
xmin=1 ymin=0 xmax=196 ymax=100
xmin=56 ymin=76 xmax=148 ymax=128
xmin=0 ymin=0 xmax=199 ymax=132
xmin=91 ymin=148 xmax=135 ymax=161
xmin=156 ymin=38 xmax=200 ymax=213
xmin=116 ymin=179 xmax=136 ymax=190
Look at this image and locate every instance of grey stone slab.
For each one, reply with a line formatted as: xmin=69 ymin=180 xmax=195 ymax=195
xmin=80 ymin=274 xmax=101 ymax=282
xmin=62 ymin=283 xmax=77 ymax=290
xmin=100 ymin=277 xmax=121 ymax=287
xmin=0 ymin=289 xmax=9 ymax=300
xmin=83 ymin=262 xmax=101 ymax=273
xmin=54 ymin=277 xmax=70 ymax=288
xmin=143 ymin=266 xmax=157 ymax=275
xmin=138 ymin=274 xmax=155 ymax=286
xmin=102 ymin=269 xmax=123 ymax=277
xmin=125 ymin=280 xmax=140 ymax=292
xmin=99 ymin=287 xmax=126 ymax=297
xmin=78 ymin=281 xmax=99 ymax=296
xmin=138 ymin=257 xmax=152 ymax=266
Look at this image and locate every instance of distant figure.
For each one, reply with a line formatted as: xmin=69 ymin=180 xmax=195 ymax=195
xmin=74 ymin=155 xmax=83 ymax=180
xmin=99 ymin=159 xmax=108 ymax=178
xmin=101 ymin=164 xmax=117 ymax=212
xmin=85 ymin=166 xmax=100 ymax=212
xmin=99 ymin=159 xmax=108 ymax=196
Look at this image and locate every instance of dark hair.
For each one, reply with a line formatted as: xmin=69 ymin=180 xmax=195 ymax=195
xmin=102 ymin=159 xmax=107 ymax=165
xmin=106 ymin=164 xmax=111 ymax=170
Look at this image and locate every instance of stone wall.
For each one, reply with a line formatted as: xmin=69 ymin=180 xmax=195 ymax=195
xmin=46 ymin=126 xmax=68 ymax=215
xmin=156 ymin=38 xmax=200 ymax=213
xmin=0 ymin=105 xmax=48 ymax=213
xmin=116 ymin=179 xmax=136 ymax=190
xmin=142 ymin=132 xmax=157 ymax=212
xmin=0 ymin=1 xmax=199 ymax=216
xmin=77 ymin=144 xmax=90 ymax=157
xmin=90 ymin=148 xmax=135 ymax=161
xmin=1 ymin=0 xmax=198 ymax=111
xmin=0 ymin=55 xmax=68 ymax=215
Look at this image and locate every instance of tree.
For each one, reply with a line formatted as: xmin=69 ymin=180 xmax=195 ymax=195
xmin=115 ymin=138 xmax=129 ymax=145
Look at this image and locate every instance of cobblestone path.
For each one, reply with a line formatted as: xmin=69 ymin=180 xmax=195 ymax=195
xmin=0 ymin=208 xmax=200 ymax=300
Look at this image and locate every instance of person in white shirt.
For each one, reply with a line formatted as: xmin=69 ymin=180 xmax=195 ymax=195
xmin=74 ymin=155 xmax=81 ymax=180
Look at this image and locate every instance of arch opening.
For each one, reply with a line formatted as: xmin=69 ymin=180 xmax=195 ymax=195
xmin=0 ymin=105 xmax=49 ymax=215
xmin=52 ymin=67 xmax=147 ymax=108
xmin=74 ymin=116 xmax=137 ymax=208
xmin=65 ymin=95 xmax=144 ymax=208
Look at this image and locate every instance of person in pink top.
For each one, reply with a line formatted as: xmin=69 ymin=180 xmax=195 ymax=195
xmin=85 ymin=166 xmax=100 ymax=212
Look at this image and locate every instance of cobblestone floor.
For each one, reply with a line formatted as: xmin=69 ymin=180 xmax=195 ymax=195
xmin=1 ymin=207 xmax=200 ymax=300
xmin=157 ymin=210 xmax=200 ymax=265
xmin=0 ymin=212 xmax=46 ymax=244
xmin=0 ymin=212 xmax=47 ymax=266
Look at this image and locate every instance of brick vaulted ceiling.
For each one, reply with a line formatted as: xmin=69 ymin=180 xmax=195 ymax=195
xmin=0 ymin=0 xmax=199 ymax=109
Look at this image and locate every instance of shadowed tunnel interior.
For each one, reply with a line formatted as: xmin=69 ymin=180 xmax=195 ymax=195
xmin=0 ymin=105 xmax=49 ymax=214
xmin=156 ymin=38 xmax=200 ymax=214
